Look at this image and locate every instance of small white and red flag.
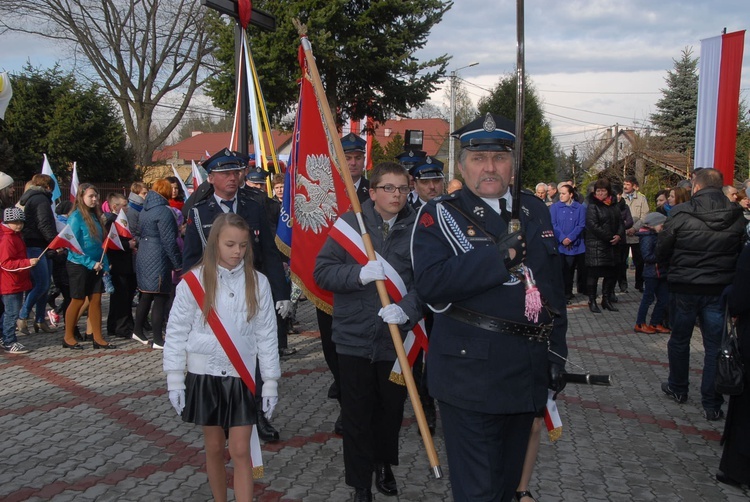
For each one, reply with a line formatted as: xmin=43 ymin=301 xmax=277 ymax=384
xmin=114 ymin=208 xmax=132 ymax=239
xmin=70 ymin=162 xmax=80 ymax=202
xmin=103 ymin=223 xmax=124 ymax=251
xmin=48 ymin=224 xmax=83 ymax=255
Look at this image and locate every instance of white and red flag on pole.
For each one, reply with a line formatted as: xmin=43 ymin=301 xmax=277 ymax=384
xmin=70 ymin=162 xmax=80 ymax=202
xmin=694 ymin=30 xmax=745 ymax=183
xmin=279 ymin=43 xmax=352 ymax=311
xmin=48 ymin=224 xmax=83 ymax=255
xmin=102 ymin=223 xmax=124 ymax=251
xmin=114 ymin=208 xmax=132 ymax=239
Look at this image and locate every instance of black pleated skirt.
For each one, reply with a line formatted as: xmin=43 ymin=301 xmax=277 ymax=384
xmin=182 ymin=372 xmax=257 ymax=429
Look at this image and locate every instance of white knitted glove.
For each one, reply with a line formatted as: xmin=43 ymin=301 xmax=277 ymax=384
xmin=378 ymin=304 xmax=409 ymax=325
xmin=359 ymin=260 xmax=385 ymax=285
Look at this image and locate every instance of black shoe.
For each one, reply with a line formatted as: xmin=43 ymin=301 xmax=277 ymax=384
xmin=601 ymin=297 xmax=619 ymax=312
xmin=619 ymin=285 xmax=628 ymax=293
xmin=609 ymin=293 xmax=619 ymax=303
xmin=716 ymin=471 xmax=742 ymax=487
xmin=351 ymin=487 xmax=372 ymax=502
xmin=279 ymin=347 xmax=298 ymax=357
xmin=588 ymin=299 xmax=601 ymax=314
xmin=661 ymin=382 xmax=687 ymax=404
xmin=704 ymin=408 xmax=725 ymax=421
xmin=374 ymin=463 xmax=398 ymax=496
xmin=62 ymin=340 xmax=85 ymax=350
xmin=93 ymin=340 xmax=117 ymax=349
xmin=256 ymin=408 xmax=280 ymax=442
xmin=334 ymin=412 xmax=344 ymax=435
xmin=73 ymin=326 xmax=85 ymax=342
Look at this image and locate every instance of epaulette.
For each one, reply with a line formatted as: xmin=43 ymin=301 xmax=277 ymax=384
xmin=432 ymin=192 xmax=459 ymax=203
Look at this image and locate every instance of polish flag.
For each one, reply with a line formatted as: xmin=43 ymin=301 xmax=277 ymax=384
xmin=114 ymin=208 xmax=132 ymax=238
xmin=191 ymin=160 xmax=205 ymax=189
xmin=694 ymin=30 xmax=746 ymax=183
xmin=48 ymin=224 xmax=83 ymax=255
xmin=70 ymin=162 xmax=80 ymax=202
xmin=103 ymin=223 xmax=124 ymax=251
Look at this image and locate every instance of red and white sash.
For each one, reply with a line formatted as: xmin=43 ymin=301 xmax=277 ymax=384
xmin=183 ymin=270 xmax=265 ymax=478
xmin=328 ymin=217 xmax=428 ymax=384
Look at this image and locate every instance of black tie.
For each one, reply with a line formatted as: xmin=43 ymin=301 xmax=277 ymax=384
xmin=220 ymin=199 xmax=235 ymax=213
xmin=499 ymin=198 xmax=510 ymax=224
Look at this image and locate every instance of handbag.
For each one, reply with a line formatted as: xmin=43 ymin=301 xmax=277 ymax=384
xmin=715 ymin=306 xmax=745 ymax=396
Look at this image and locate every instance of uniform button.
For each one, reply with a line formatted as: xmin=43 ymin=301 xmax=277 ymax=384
xmin=229 ymin=292 xmax=234 ymax=297
xmin=221 ymin=370 xmax=226 ymax=375
xmin=460 ymin=349 xmax=467 ymax=356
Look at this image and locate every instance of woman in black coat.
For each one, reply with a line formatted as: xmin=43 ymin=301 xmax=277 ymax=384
xmin=132 ymin=181 xmax=182 ymax=349
xmin=584 ymin=178 xmax=625 ymax=313
xmin=717 ymin=240 xmax=750 ymax=487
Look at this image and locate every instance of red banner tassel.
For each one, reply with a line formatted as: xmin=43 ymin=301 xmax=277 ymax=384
xmin=523 ymin=266 xmax=543 ymax=323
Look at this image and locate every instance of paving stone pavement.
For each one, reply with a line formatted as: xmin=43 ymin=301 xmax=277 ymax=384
xmin=2 ymin=277 xmax=750 ymax=501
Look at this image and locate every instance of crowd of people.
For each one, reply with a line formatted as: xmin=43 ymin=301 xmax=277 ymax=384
xmin=2 ymin=120 xmax=750 ymax=499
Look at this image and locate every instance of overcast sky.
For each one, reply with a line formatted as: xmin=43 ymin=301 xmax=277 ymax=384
xmin=419 ymin=0 xmax=749 ymax=153
xmin=2 ymin=0 xmax=748 ymax=154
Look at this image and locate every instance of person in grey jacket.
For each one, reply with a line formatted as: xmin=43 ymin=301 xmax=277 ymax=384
xmin=314 ymin=162 xmax=422 ymax=502
xmin=132 ymin=181 xmax=182 ymax=349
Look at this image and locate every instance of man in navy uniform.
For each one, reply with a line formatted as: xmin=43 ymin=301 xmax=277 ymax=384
xmin=182 ymin=148 xmax=291 ymax=441
xmin=342 ymin=132 xmax=370 ymax=203
xmin=408 ymin=155 xmax=444 ymax=210
xmin=411 ymin=113 xmax=568 ymax=501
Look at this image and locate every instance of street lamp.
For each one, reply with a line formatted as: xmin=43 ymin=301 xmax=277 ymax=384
xmin=448 ymin=62 xmax=479 ymax=181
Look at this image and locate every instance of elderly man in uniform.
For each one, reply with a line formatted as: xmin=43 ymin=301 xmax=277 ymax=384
xmin=411 ymin=113 xmax=568 ymax=502
xmin=182 ymin=149 xmax=291 ymax=442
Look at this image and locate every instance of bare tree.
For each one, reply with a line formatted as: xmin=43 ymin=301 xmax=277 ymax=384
xmin=0 ymin=0 xmax=219 ymax=166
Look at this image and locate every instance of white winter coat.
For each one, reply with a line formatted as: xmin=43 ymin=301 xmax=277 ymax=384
xmin=163 ymin=262 xmax=281 ymax=398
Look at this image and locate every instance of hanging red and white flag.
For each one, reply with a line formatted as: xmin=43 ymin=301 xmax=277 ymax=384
xmin=694 ymin=30 xmax=745 ymax=183
xmin=70 ymin=162 xmax=80 ymax=202
xmin=114 ymin=208 xmax=133 ymax=239
xmin=103 ymin=223 xmax=124 ymax=251
xmin=48 ymin=224 xmax=83 ymax=255
xmin=191 ymin=160 xmax=205 ymax=190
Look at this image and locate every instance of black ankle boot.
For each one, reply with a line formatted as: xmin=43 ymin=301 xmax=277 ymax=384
xmin=588 ymin=296 xmax=601 ymax=313
xmin=601 ymin=295 xmax=619 ymax=311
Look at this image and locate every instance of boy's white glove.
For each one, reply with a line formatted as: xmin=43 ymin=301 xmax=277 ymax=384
xmin=378 ymin=304 xmax=408 ymax=325
xmin=359 ymin=260 xmax=385 ymax=285
xmin=169 ymin=390 xmax=185 ymax=416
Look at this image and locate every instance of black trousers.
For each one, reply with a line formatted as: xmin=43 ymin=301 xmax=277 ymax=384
xmin=106 ymin=272 xmax=136 ymax=337
xmin=134 ymin=292 xmax=168 ymax=345
xmin=440 ymin=401 xmax=534 ymax=502
xmin=618 ymin=243 xmax=644 ymax=290
xmin=276 ymin=312 xmax=288 ymax=350
xmin=338 ymin=354 xmax=407 ymax=489
xmin=561 ymin=253 xmax=584 ymax=297
xmin=317 ymin=308 xmax=340 ymax=398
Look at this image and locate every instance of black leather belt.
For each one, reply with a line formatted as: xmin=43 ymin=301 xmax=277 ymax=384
xmin=444 ymin=305 xmax=551 ymax=343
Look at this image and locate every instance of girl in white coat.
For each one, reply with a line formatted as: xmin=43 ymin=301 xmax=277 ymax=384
xmin=163 ymin=213 xmax=280 ymax=502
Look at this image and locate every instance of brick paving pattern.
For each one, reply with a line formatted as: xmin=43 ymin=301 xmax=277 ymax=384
xmin=2 ymin=278 xmax=750 ymax=501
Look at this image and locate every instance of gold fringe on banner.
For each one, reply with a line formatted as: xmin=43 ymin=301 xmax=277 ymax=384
xmin=389 ymin=371 xmax=406 ymax=386
xmin=548 ymin=426 xmax=562 ymax=442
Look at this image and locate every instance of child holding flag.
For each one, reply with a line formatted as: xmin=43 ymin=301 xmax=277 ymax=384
xmin=163 ymin=213 xmax=280 ymax=502
xmin=62 ymin=183 xmax=116 ymax=350
xmin=1 ymin=208 xmax=39 ymax=354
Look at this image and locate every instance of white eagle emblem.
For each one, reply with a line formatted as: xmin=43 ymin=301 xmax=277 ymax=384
xmin=294 ymin=154 xmax=339 ymax=233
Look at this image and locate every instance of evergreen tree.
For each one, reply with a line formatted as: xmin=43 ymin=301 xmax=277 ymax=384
xmin=650 ymin=48 xmax=698 ymax=154
xmin=735 ymin=101 xmax=750 ymax=182
xmin=477 ymin=73 xmax=555 ymax=188
xmin=0 ymin=64 xmax=133 ymax=182
xmin=205 ymin=0 xmax=452 ymax=127
xmin=383 ymin=133 xmax=405 ymax=163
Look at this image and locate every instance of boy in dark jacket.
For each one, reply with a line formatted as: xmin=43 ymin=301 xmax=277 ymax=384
xmin=0 ymin=208 xmax=39 ymax=354
xmin=634 ymin=212 xmax=670 ymax=334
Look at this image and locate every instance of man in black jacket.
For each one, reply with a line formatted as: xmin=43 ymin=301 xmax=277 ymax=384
xmin=656 ymin=168 xmax=745 ymax=421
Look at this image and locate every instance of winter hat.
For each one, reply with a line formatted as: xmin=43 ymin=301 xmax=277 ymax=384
xmin=3 ymin=207 xmax=25 ymax=223
xmin=0 ymin=171 xmax=13 ymax=191
xmin=643 ymin=212 xmax=666 ymax=228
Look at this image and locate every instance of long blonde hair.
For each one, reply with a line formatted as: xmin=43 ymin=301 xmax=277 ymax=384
xmin=73 ymin=183 xmax=104 ymax=242
xmin=195 ymin=213 xmax=258 ymax=321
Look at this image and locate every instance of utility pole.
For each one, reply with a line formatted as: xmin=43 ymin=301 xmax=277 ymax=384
xmin=448 ymin=62 xmax=478 ymax=181
xmin=201 ymin=0 xmax=276 ymax=156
